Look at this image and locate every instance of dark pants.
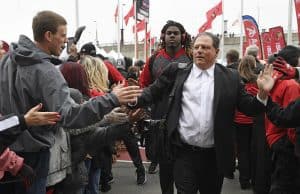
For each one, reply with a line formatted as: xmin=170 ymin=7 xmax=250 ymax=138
xmin=173 ymin=146 xmax=223 ymax=194
xmin=270 ymin=136 xmax=300 ymax=194
xmin=121 ymin=130 xmax=144 ymax=170
xmin=251 ymin=113 xmax=272 ymax=194
xmin=235 ymin=122 xmax=252 ymax=183
xmin=159 ymin=160 xmax=174 ymax=194
xmin=100 ymin=146 xmax=113 ymax=185
xmin=145 ymin=125 xmax=173 ymax=193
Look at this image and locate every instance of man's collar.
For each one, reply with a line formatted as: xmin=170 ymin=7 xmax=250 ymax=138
xmin=192 ymin=63 xmax=215 ymax=77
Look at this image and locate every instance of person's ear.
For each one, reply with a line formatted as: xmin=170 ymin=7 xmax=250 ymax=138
xmin=44 ymin=31 xmax=52 ymax=42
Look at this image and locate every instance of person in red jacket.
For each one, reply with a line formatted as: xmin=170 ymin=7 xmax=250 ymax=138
xmin=79 ymin=43 xmax=125 ymax=85
xmin=264 ymin=45 xmax=300 ymax=194
xmin=139 ymin=20 xmax=192 ymax=194
xmin=233 ymin=56 xmax=258 ymax=189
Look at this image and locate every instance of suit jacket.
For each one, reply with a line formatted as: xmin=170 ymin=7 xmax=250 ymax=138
xmin=137 ymin=62 xmax=265 ymax=175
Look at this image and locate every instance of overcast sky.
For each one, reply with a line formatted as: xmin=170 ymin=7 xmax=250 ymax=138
xmin=1 ymin=0 xmax=297 ymax=47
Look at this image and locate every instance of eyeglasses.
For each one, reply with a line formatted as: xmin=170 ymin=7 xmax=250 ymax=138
xmin=166 ymin=31 xmax=180 ymax=36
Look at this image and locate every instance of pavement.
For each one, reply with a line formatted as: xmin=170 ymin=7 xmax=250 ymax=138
xmin=103 ymin=148 xmax=253 ymax=194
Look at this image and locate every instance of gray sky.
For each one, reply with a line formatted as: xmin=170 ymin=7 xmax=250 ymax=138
xmin=1 ymin=0 xmax=297 ymax=46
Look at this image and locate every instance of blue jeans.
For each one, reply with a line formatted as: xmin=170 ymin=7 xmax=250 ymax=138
xmin=84 ymin=159 xmax=101 ymax=194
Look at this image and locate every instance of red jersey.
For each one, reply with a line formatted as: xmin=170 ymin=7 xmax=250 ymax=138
xmin=266 ymin=79 xmax=300 ymax=146
xmin=139 ymin=48 xmax=190 ymax=88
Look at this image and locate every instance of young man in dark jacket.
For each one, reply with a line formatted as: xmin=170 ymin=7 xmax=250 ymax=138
xmin=0 ymin=11 xmax=141 ymax=194
xmin=139 ymin=20 xmax=192 ymax=194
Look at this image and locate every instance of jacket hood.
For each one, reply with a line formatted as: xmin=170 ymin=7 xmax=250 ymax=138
xmin=10 ymin=35 xmax=61 ymax=66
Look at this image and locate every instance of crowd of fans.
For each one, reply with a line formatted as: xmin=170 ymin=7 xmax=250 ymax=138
xmin=1 ymin=10 xmax=300 ymax=194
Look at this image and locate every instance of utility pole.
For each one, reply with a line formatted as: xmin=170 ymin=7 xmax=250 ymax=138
xmin=120 ymin=3 xmax=125 ymax=48
xmin=287 ymin=0 xmax=293 ymax=44
xmin=117 ymin=0 xmax=121 ymax=58
xmin=94 ymin=21 xmax=100 ymax=48
xmin=240 ymin=0 xmax=244 ymax=56
xmin=75 ymin=0 xmax=79 ymax=29
xmin=134 ymin=0 xmax=138 ymax=60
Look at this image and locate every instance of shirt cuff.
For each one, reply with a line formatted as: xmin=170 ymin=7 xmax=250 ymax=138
xmin=256 ymin=94 xmax=268 ymax=106
xmin=18 ymin=115 xmax=28 ymax=131
xmin=0 ymin=115 xmax=20 ymax=132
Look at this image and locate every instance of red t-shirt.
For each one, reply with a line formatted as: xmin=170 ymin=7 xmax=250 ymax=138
xmin=266 ymin=79 xmax=300 ymax=146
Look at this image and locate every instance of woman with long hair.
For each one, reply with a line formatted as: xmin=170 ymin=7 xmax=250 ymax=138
xmin=80 ymin=55 xmax=113 ymax=194
xmin=236 ymin=55 xmax=271 ymax=193
xmin=80 ymin=56 xmax=109 ymax=96
xmin=60 ymin=61 xmax=90 ymax=98
xmin=234 ymin=55 xmax=258 ymax=189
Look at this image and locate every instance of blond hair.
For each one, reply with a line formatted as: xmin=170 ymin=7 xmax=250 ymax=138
xmin=80 ymin=56 xmax=109 ymax=93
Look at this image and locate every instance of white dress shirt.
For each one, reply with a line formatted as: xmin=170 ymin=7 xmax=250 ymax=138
xmin=178 ymin=63 xmax=215 ymax=148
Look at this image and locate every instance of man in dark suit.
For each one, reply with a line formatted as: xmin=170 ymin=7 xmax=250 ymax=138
xmin=132 ymin=32 xmax=265 ymax=194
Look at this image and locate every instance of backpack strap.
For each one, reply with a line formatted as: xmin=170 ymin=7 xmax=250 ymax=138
xmin=162 ymin=62 xmax=188 ymax=120
xmin=148 ymin=52 xmax=158 ymax=82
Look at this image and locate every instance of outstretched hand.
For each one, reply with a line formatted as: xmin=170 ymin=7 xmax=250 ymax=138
xmin=24 ymin=104 xmax=60 ymax=126
xmin=104 ymin=107 xmax=129 ymax=124
xmin=112 ymin=81 xmax=142 ymax=105
xmin=128 ymin=108 xmax=145 ymax=123
xmin=257 ymin=64 xmax=276 ymax=100
xmin=127 ymin=78 xmax=139 ymax=86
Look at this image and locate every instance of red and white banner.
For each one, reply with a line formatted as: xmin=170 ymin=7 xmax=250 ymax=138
xmin=261 ymin=32 xmax=273 ymax=59
xmin=143 ymin=31 xmax=151 ymax=49
xmin=269 ymin=26 xmax=286 ymax=53
xmin=206 ymin=1 xmax=223 ymax=22
xmin=150 ymin=37 xmax=156 ymax=47
xmin=242 ymin=15 xmax=263 ymax=59
xmin=294 ymin=0 xmax=300 ymax=41
xmin=124 ymin=4 xmax=134 ymax=26
xmin=198 ymin=1 xmax=223 ymax=33
xmin=114 ymin=4 xmax=119 ymax=23
xmin=198 ymin=21 xmax=212 ymax=33
xmin=145 ymin=31 xmax=150 ymax=41
xmin=133 ymin=19 xmax=146 ymax=33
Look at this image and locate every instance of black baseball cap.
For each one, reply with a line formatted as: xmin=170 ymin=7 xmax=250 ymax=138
xmin=80 ymin=42 xmax=96 ymax=56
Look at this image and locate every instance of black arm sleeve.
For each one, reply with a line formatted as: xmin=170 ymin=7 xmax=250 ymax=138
xmin=135 ymin=62 xmax=181 ymax=108
xmin=266 ymin=97 xmax=300 ymax=128
xmin=0 ymin=114 xmax=27 ymax=153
